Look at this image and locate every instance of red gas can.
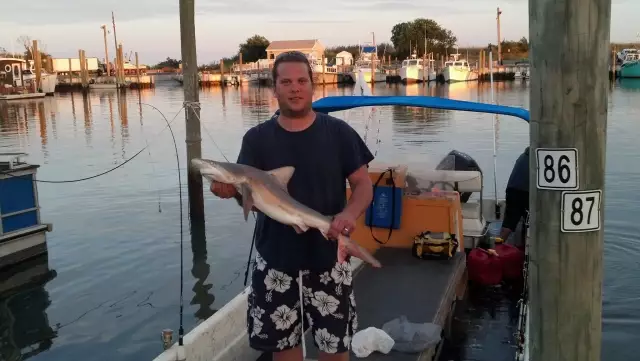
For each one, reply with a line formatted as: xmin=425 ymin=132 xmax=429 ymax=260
xmin=494 ymin=243 xmax=525 ymax=280
xmin=468 ymin=248 xmax=503 ymax=286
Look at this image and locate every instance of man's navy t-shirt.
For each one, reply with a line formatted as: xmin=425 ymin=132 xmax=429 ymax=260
xmin=507 ymin=146 xmax=530 ymax=192
xmin=236 ymin=112 xmax=374 ymax=272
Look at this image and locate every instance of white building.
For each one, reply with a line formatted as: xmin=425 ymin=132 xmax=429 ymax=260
xmin=335 ymin=51 xmax=354 ymax=66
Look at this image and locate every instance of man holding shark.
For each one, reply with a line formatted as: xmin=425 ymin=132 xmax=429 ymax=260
xmin=210 ymin=51 xmax=375 ymax=361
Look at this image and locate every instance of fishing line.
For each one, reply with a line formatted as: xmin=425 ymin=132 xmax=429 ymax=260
xmin=0 ymin=105 xmax=186 ymax=184
xmin=183 ymin=101 xmax=259 ymax=288
xmin=184 ymin=101 xmax=230 ymax=163
xmin=144 ymin=138 xmax=162 ymax=213
xmin=1 ymin=102 xmax=187 ymax=349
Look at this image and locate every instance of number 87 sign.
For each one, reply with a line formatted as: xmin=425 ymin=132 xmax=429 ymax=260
xmin=561 ymin=190 xmax=602 ymax=232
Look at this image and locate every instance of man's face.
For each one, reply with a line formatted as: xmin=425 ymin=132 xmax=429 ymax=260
xmin=272 ymin=61 xmax=313 ymax=117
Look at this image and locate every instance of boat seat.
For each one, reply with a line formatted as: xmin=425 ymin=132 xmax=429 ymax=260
xmin=461 ymin=202 xmax=481 ymax=220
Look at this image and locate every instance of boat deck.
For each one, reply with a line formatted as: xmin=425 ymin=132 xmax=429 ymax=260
xmin=304 ymin=247 xmax=467 ymax=361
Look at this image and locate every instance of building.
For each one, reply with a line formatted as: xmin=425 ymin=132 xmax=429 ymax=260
xmin=265 ymin=39 xmax=326 ymax=61
xmin=335 ymin=51 xmax=354 ymax=66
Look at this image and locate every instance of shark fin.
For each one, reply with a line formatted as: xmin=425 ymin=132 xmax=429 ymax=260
xmin=292 ymin=224 xmax=308 ymax=234
xmin=241 ymin=184 xmax=254 ymax=221
xmin=267 ymin=166 xmax=295 ymax=190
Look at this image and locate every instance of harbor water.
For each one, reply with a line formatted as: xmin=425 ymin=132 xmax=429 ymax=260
xmin=0 ymin=78 xmax=639 ymax=361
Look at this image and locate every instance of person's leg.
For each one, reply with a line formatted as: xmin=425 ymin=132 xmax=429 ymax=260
xmin=247 ymin=252 xmax=304 ymax=361
xmin=303 ymin=261 xmax=357 ymax=361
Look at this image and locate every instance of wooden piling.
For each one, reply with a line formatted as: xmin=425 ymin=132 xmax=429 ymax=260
xmin=117 ymin=44 xmax=125 ymax=85
xmin=135 ymin=52 xmax=140 ymax=85
xmin=68 ymin=58 xmax=73 ymax=84
xmin=101 ymin=25 xmax=111 ymax=76
xmin=179 ymin=0 xmax=204 ymax=221
xmin=32 ymin=40 xmax=41 ymax=91
xmin=496 ymin=7 xmax=502 ymax=64
xmin=239 ymin=52 xmax=243 ymax=84
xmin=79 ymin=50 xmax=87 ymax=89
xmin=528 ymin=0 xmax=611 ymax=360
xmin=321 ymin=54 xmax=326 ymax=85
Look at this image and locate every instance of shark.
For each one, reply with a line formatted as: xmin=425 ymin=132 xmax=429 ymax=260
xmin=190 ymin=158 xmax=382 ymax=268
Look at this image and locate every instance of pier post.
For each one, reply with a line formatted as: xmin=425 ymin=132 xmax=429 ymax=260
xmin=529 ymin=0 xmax=611 ymax=361
xmin=239 ymin=52 xmax=243 ymax=85
xmin=496 ymin=8 xmax=502 ymax=65
xmin=135 ymin=52 xmax=140 ymax=86
xmin=33 ymin=40 xmax=42 ymax=92
xmin=179 ymin=0 xmax=204 ymax=221
xmin=101 ymin=25 xmax=111 ymax=77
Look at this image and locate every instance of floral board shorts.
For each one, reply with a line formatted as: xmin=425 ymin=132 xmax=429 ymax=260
xmin=247 ymin=252 xmax=358 ymax=354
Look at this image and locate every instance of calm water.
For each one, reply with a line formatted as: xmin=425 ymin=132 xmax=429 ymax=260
xmin=0 ymin=78 xmax=639 ymax=361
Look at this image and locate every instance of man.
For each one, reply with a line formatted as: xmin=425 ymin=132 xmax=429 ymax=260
xmin=210 ymin=51 xmax=374 ymax=361
xmin=500 ymin=146 xmax=530 ymax=242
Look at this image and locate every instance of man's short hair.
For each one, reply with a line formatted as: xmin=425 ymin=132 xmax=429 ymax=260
xmin=272 ymin=51 xmax=314 ymax=85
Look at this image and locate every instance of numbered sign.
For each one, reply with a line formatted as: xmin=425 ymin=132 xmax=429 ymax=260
xmin=561 ymin=190 xmax=602 ymax=232
xmin=536 ymin=148 xmax=579 ymax=190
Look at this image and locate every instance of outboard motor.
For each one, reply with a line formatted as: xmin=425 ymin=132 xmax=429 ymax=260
xmin=435 ymin=150 xmax=483 ymax=203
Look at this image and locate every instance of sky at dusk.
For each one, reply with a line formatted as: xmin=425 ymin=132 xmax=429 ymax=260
xmin=1 ymin=0 xmax=638 ymax=65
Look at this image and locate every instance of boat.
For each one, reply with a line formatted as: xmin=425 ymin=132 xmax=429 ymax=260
xmin=618 ymin=49 xmax=640 ymax=78
xmin=151 ymin=93 xmax=532 ymax=361
xmin=399 ymin=51 xmax=424 ymax=84
xmin=442 ymin=52 xmax=479 ymax=83
xmin=349 ymin=43 xmax=387 ymax=84
xmin=0 ymin=58 xmax=58 ymax=100
xmin=0 ymin=153 xmax=53 ymax=269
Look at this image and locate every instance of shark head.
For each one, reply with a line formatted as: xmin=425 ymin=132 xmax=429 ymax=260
xmin=190 ymin=159 xmax=246 ymax=184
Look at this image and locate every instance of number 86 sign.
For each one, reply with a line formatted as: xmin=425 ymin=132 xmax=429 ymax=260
xmin=536 ymin=148 xmax=579 ymax=190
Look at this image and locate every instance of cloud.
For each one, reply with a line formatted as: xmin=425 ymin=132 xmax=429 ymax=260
xmin=1 ymin=0 xmax=501 ymax=26
xmin=0 ymin=0 xmax=179 ymax=25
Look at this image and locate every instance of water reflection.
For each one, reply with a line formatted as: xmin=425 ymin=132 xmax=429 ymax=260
xmin=82 ymin=92 xmax=92 ymax=146
xmin=0 ymin=255 xmax=57 ymax=361
xmin=117 ymin=90 xmax=129 ymax=159
xmin=189 ymin=219 xmax=216 ymax=321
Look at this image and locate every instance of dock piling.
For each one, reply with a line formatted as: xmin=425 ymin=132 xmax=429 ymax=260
xmin=529 ymin=0 xmax=611 ymax=360
xmin=179 ymin=0 xmax=204 ymax=221
xmin=33 ymin=40 xmax=42 ymax=91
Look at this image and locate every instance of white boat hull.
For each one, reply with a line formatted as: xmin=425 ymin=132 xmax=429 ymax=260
xmin=443 ymin=67 xmax=478 ymax=82
xmin=400 ymin=66 xmax=423 ymax=83
xmin=40 ymin=73 xmax=58 ymax=94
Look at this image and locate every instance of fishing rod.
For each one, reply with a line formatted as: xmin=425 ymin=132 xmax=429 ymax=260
xmin=489 ymin=46 xmax=501 ymax=220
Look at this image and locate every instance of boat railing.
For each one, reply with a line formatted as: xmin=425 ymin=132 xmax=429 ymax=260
xmin=0 ymin=152 xmax=30 ymax=171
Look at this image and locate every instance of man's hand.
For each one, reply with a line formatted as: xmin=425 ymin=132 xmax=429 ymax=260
xmin=328 ymin=211 xmax=357 ymax=240
xmin=210 ymin=181 xmax=237 ymax=199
